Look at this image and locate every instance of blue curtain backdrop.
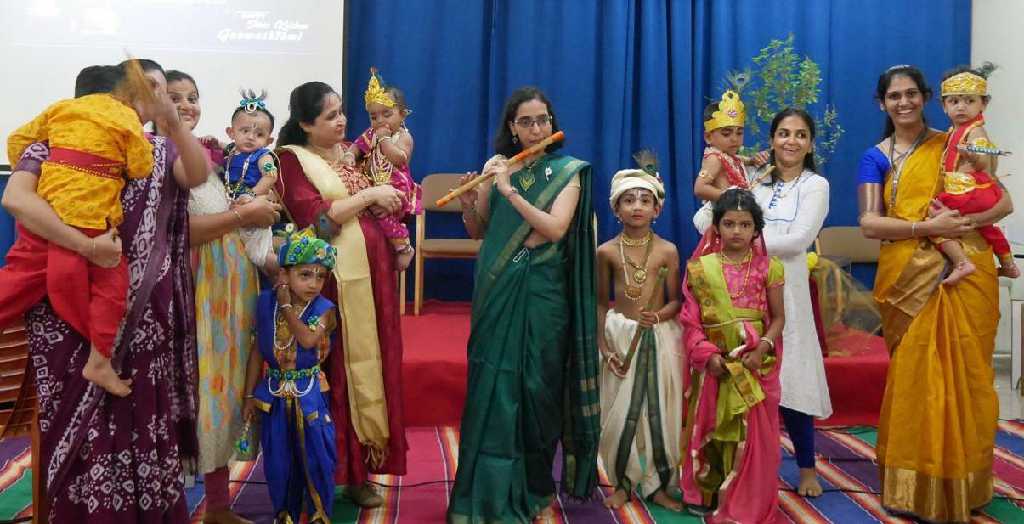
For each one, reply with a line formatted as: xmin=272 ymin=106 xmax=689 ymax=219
xmin=0 ymin=1 xmax=971 ymax=299
xmin=343 ymin=0 xmax=969 ymax=301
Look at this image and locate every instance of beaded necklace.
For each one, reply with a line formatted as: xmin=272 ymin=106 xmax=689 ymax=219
xmin=767 ymin=172 xmax=805 ymax=209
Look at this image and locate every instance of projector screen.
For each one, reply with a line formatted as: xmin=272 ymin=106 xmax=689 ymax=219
xmin=0 ymin=0 xmax=345 ymax=165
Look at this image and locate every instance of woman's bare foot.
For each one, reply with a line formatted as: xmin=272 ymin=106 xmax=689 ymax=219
xmin=942 ymin=259 xmax=976 ymax=285
xmin=533 ymin=504 xmax=555 ymax=521
xmin=651 ymin=489 xmax=683 ymax=511
xmin=999 ymin=260 xmax=1021 ymax=279
xmin=603 ymin=489 xmax=629 ymax=509
xmin=82 ymin=346 xmax=131 ymax=397
xmin=797 ymin=468 xmax=823 ymax=497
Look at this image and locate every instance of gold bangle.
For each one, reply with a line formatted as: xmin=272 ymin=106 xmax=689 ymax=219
xmin=910 ymin=221 xmax=917 ymax=238
xmin=231 ymin=209 xmax=243 ymax=225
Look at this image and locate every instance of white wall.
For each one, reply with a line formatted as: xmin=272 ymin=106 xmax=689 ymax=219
xmin=972 ymin=0 xmax=1023 ymax=252
xmin=1 ymin=0 xmax=345 ymax=165
xmin=973 ymin=0 xmax=1023 ymax=356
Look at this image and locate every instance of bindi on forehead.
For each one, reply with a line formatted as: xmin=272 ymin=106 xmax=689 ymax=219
xmin=234 ymin=112 xmax=271 ymax=130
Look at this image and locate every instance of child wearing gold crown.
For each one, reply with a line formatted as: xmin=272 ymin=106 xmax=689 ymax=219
xmin=1 ymin=60 xmax=170 ymax=398
xmin=693 ymin=90 xmax=762 ymax=233
xmin=347 ymin=68 xmax=421 ymax=271
xmin=241 ymin=225 xmax=338 ymax=524
xmin=217 ymin=88 xmax=280 ymax=273
xmin=596 ymin=151 xmax=684 ymax=512
xmin=934 ymin=63 xmax=1019 ymax=283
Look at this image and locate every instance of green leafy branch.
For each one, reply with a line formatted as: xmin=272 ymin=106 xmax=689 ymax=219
xmin=722 ymin=34 xmax=844 ymax=167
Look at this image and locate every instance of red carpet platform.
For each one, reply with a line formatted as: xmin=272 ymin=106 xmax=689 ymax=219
xmin=400 ymin=301 xmax=889 ymax=428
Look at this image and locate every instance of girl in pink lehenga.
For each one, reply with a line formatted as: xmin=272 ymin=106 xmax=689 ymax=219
xmin=679 ymin=188 xmax=785 ymax=523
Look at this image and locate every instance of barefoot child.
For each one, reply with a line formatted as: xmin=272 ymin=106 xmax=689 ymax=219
xmin=1 ymin=60 xmax=161 ymax=397
xmin=348 ymin=68 xmax=420 ymax=271
xmin=597 ymin=152 xmax=684 ymax=512
xmin=242 ymin=226 xmax=338 ymax=523
xmin=933 ymin=63 xmax=1019 ymax=283
xmin=693 ymin=90 xmax=760 ymax=232
xmin=680 ymin=189 xmax=785 ymax=523
xmin=221 ymin=89 xmax=279 ymax=272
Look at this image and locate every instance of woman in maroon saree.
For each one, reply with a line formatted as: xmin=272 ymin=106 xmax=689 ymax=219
xmin=274 ymin=81 xmax=408 ymax=508
xmin=2 ymin=60 xmax=208 ymax=522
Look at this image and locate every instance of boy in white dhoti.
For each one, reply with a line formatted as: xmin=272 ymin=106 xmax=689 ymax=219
xmin=596 ymin=152 xmax=684 ymax=511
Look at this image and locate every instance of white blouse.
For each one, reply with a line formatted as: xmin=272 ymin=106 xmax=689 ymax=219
xmin=751 ymin=170 xmax=833 ymax=418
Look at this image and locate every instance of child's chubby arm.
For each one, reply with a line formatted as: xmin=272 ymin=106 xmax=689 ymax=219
xmin=963 ymin=126 xmax=995 ymax=173
xmin=693 ymin=154 xmax=725 ymax=202
xmin=679 ymin=275 xmax=726 ymax=376
xmin=640 ymin=241 xmax=682 ymax=328
xmin=595 ymin=242 xmax=626 ymax=376
xmin=241 ymin=342 xmax=265 ymax=421
xmin=743 ymin=264 xmax=785 ymax=371
xmin=377 ymin=127 xmax=414 ymax=167
xmin=275 ymin=278 xmax=333 ymax=349
xmin=740 ymin=150 xmax=771 ymax=167
xmin=250 ymin=153 xmax=279 ymax=196
xmin=6 ymin=108 xmax=51 ymax=165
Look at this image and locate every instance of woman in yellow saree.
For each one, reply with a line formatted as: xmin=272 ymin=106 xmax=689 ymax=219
xmin=858 ymin=65 xmax=1014 ymax=522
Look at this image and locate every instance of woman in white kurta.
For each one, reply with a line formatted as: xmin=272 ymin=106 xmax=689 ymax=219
xmin=751 ymin=108 xmax=832 ymax=498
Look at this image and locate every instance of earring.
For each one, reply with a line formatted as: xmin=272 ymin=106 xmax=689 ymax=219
xmin=512 ymin=135 xmax=518 ymax=144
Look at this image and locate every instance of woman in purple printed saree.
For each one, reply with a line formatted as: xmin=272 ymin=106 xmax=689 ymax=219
xmin=12 ymin=135 xmax=200 ymax=522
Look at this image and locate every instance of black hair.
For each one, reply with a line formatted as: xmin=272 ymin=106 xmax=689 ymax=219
xmin=702 ymin=102 xmax=720 ymax=122
xmin=74 ymin=65 xmax=123 ymax=98
xmin=277 ymin=82 xmax=339 ymax=147
xmin=383 ymin=87 xmax=410 ymax=114
xmin=716 ymin=188 xmax=765 ymax=237
xmin=494 ymin=86 xmax=564 ymax=158
xmin=231 ymin=89 xmax=275 ymax=131
xmin=119 ymin=58 xmax=165 ymax=76
xmin=165 ymin=70 xmax=198 ymax=96
xmin=765 ymin=107 xmax=817 ymax=177
xmin=231 ymin=106 xmax=275 ymax=132
xmin=712 ymin=188 xmax=764 ymax=235
xmin=875 ymin=65 xmax=933 ymax=139
xmin=940 ymin=62 xmax=997 ymax=102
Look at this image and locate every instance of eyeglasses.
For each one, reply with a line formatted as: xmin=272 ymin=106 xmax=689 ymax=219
xmin=513 ymin=115 xmax=552 ymax=128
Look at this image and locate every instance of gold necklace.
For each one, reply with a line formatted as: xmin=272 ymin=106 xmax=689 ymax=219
xmin=517 ymin=160 xmax=538 ymax=192
xmin=719 ymin=251 xmax=753 ymax=300
xmin=619 ymin=234 xmax=654 ymax=301
xmin=620 ymin=230 xmax=651 ymax=247
xmin=309 ymin=143 xmax=345 ymax=171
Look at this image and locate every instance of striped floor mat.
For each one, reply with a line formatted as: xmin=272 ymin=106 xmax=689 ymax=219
xmin=1 ymin=423 xmax=1023 ymax=522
